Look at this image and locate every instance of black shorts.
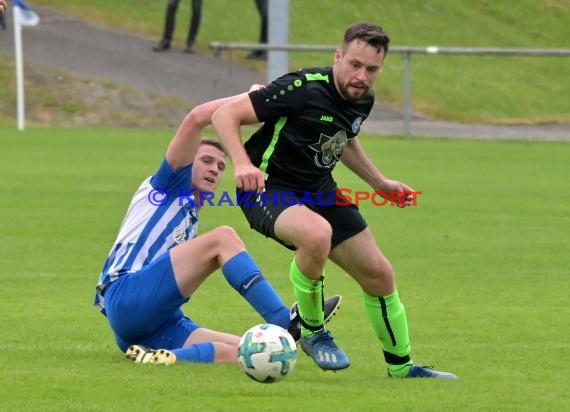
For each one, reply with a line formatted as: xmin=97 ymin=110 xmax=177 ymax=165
xmin=237 ymin=188 xmax=368 ymax=251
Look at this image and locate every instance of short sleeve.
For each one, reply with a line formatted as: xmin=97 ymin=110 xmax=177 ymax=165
xmin=150 ymin=158 xmax=193 ymax=192
xmin=249 ymin=71 xmax=309 ymax=122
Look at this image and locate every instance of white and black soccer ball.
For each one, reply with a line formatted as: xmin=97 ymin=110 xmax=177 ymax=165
xmin=237 ymin=323 xmax=297 ymax=383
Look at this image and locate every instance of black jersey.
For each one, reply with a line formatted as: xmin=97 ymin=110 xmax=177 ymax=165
xmin=247 ymin=66 xmax=374 ymax=193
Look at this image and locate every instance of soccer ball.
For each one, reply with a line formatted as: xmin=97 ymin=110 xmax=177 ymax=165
xmin=237 ymin=323 xmax=297 ymax=383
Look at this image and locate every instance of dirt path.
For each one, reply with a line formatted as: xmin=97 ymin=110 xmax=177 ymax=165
xmin=0 ymin=6 xmax=568 ymax=140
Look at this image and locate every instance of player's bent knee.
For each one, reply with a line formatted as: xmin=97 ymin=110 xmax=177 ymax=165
xmin=377 ymin=258 xmax=394 ymax=279
xmin=213 ymin=226 xmax=244 ymax=248
xmin=297 ymin=225 xmax=332 ymax=256
xmin=360 ymin=268 xmax=396 ymax=296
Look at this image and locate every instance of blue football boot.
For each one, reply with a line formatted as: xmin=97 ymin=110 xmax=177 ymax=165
xmin=300 ymin=329 xmax=350 ymax=371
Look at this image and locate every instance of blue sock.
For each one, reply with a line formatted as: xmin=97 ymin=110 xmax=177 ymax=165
xmin=222 ymin=251 xmax=290 ymax=328
xmin=172 ymin=343 xmax=215 ymax=363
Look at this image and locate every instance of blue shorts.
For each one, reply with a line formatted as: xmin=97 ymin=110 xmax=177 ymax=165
xmin=103 ymin=251 xmax=201 ymax=353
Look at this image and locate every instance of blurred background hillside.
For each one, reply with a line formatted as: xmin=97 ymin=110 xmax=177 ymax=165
xmin=0 ymin=0 xmax=569 ymax=127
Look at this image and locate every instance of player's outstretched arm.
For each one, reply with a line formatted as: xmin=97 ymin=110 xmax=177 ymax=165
xmin=0 ymin=0 xmax=8 ymax=14
xmin=166 ymin=90 xmax=256 ymax=171
xmin=211 ymin=95 xmax=265 ymax=193
xmin=341 ymin=137 xmax=388 ymax=188
xmin=341 ymin=137 xmax=416 ymax=207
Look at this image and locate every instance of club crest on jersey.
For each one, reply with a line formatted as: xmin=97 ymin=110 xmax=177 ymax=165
xmin=173 ymin=227 xmax=186 ymax=244
xmin=352 ymin=116 xmax=363 ymax=133
xmin=309 ymin=130 xmax=348 ymax=169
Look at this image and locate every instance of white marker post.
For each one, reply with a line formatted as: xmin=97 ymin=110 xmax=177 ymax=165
xmin=12 ymin=0 xmax=40 ymax=131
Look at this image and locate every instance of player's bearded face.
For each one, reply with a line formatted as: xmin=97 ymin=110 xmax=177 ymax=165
xmin=334 ymin=40 xmax=384 ymax=102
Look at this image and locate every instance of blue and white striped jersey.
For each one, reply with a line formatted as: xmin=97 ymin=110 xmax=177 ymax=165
xmin=94 ymin=158 xmax=198 ymax=314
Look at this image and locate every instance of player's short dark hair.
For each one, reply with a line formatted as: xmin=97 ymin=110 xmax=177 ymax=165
xmin=200 ymin=139 xmax=227 ymax=156
xmin=342 ymin=22 xmax=390 ymax=55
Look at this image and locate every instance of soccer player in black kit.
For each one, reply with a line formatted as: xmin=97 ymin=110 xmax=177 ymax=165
xmin=212 ymin=22 xmax=456 ymax=378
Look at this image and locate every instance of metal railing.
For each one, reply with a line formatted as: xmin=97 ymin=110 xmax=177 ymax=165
xmin=210 ymin=42 xmax=570 ymax=135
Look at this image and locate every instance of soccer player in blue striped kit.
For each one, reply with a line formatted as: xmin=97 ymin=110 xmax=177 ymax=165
xmin=94 ymin=86 xmax=341 ymax=365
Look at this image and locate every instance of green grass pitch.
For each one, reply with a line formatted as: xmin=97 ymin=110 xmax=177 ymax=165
xmin=0 ymin=126 xmax=568 ymax=411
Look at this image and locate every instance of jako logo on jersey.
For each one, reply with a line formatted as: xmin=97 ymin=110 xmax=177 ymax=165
xmin=352 ymin=116 xmax=363 ymax=133
xmin=320 ymin=115 xmax=334 ymax=122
